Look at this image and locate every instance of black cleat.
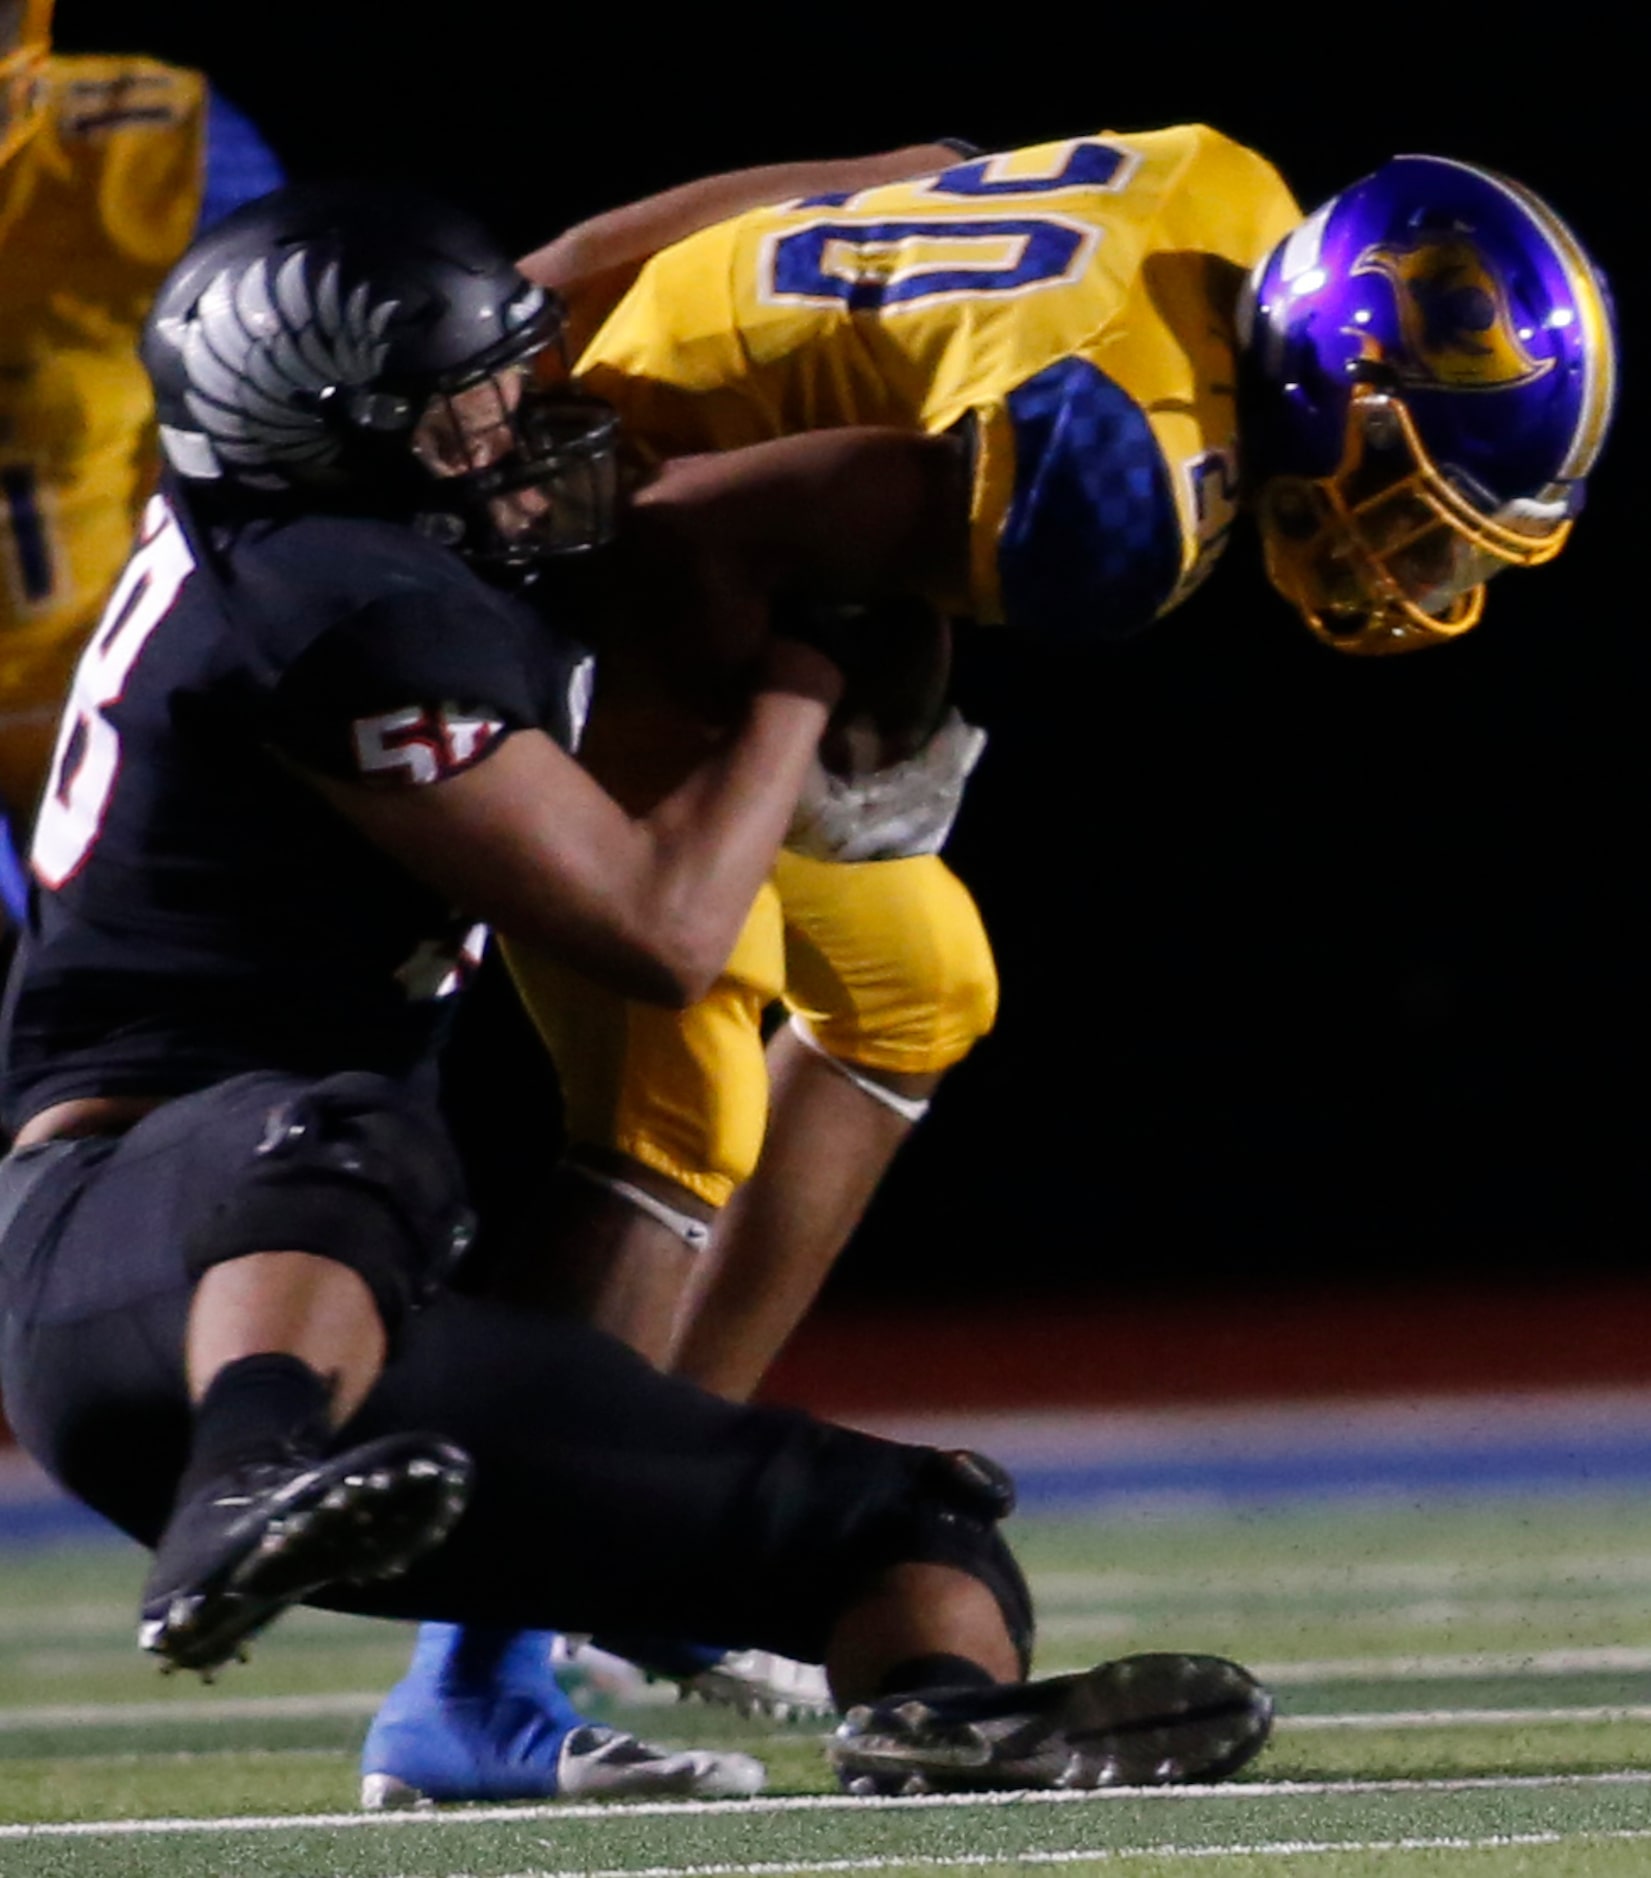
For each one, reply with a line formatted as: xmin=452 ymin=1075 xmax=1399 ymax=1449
xmin=139 ymin=1433 xmax=473 ymax=1675
xmin=830 ymin=1652 xmax=1272 ymax=1794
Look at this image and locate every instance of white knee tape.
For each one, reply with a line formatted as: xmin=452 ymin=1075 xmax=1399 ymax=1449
xmin=563 ymin=1160 xmax=714 ymax=1251
xmin=788 ymin=1016 xmax=931 ymax=1125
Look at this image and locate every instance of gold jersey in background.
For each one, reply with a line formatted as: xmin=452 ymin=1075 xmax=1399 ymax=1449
xmin=0 ymin=54 xmax=279 ymax=824
xmin=579 ymin=124 xmax=1301 ymax=642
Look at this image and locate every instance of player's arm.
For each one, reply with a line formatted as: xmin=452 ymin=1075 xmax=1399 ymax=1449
xmin=303 ymin=636 xmax=842 ymax=1010
xmin=307 ymin=427 xmax=963 ymax=1002
xmin=519 ymin=143 xmax=965 ymax=347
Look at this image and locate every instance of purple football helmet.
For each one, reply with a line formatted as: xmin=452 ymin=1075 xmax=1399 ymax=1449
xmin=1239 ymin=155 xmax=1618 ymax=653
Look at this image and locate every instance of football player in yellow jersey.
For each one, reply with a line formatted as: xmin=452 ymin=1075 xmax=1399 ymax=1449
xmin=360 ymin=133 xmax=1617 ymax=1801
xmin=494 ymin=126 xmax=1616 ymax=1427
xmin=495 ymin=129 xmax=1307 ymax=1427
xmin=575 ymin=127 xmax=1300 ymax=633
xmin=0 ymin=0 xmax=283 ymax=934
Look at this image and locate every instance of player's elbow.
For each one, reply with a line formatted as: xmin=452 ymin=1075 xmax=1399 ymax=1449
xmin=494 ymin=877 xmax=733 ymax=1009
xmin=578 ymin=910 xmax=725 ymax=1009
xmin=631 ymin=895 xmax=745 ymax=1008
xmin=619 ymin=956 xmax=705 ymax=1010
xmin=636 ymin=931 xmax=724 ymax=1009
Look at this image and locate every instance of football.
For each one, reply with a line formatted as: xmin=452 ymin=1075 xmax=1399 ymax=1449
xmin=815 ymin=593 xmax=954 ymax=778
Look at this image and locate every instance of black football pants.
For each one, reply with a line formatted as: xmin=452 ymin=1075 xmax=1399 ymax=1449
xmin=0 ymin=1090 xmax=963 ymax=1667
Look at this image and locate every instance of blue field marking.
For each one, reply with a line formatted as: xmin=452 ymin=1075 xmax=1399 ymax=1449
xmin=1008 ymin=1436 xmax=1651 ymax=1509
xmin=860 ymin=1388 xmax=1651 ymax=1515
xmin=0 ymin=808 xmax=27 ymax=924
xmin=10 ymin=1388 xmax=1651 ymax=1545
xmin=0 ymin=1450 xmax=131 ymax=1547
xmin=0 ymin=1488 xmax=126 ymax=1547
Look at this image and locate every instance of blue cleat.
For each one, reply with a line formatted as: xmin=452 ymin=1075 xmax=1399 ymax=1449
xmin=359 ymin=1623 xmax=766 ymax=1808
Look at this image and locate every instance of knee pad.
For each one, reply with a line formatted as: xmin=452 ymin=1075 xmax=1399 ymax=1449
xmin=183 ymin=1072 xmax=474 ymax=1337
xmin=721 ymin=1412 xmax=1036 ymax=1667
xmin=864 ymin=1447 xmax=1034 ymax=1676
xmin=768 ymin=1429 xmax=1034 ymax=1675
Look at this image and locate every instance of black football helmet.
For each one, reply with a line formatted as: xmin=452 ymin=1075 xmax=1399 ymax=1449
xmin=141 ymin=181 xmax=619 ymax=565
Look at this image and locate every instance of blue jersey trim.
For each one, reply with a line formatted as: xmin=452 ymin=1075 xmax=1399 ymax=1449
xmin=931 ymin=142 xmax=1131 ymax=198
xmin=197 ymin=88 xmax=285 ymax=236
xmin=1000 ymin=358 xmax=1182 ymax=642
xmin=0 ymin=810 xmax=28 ymax=926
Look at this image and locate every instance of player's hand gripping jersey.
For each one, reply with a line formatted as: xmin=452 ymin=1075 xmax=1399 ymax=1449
xmin=578 ymin=125 xmax=1301 ymax=643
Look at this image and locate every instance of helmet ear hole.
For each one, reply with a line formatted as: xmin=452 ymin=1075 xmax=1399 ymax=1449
xmin=1259 ymin=481 xmax=1321 ymax=541
xmin=347 ymin=390 xmax=416 ymax=433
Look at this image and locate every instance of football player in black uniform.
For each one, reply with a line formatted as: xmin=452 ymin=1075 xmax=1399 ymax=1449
xmin=0 ymin=182 xmax=1272 ymax=1799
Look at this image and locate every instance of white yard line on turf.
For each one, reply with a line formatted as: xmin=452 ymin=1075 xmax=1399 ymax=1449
xmin=1287 ymin=1705 xmax=1651 ymax=1728
xmin=383 ymin=1837 xmax=1651 ymax=1877
xmin=11 ymin=1669 xmax=1651 ymax=1737
xmin=0 ymin=1691 xmax=384 ymax=1729
xmin=0 ymin=1606 xmax=135 ymax=1640
xmin=1259 ymin=1645 xmax=1651 ymax=1684
xmin=1038 ymin=1608 xmax=1651 ymax=1644
xmin=5 ymin=1700 xmax=1645 ymax=1744
xmin=1032 ymin=1554 xmax=1651 ymax=1602
xmin=9 ymin=1771 xmax=1651 ymax=1839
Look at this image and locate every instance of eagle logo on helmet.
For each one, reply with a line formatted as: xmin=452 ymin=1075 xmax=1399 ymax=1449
xmin=169 ymin=248 xmax=401 ymax=482
xmin=1352 ymin=238 xmax=1554 ymax=393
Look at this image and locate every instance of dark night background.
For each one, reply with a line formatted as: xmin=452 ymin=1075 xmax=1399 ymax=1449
xmin=51 ymin=3 xmax=1645 ymax=1320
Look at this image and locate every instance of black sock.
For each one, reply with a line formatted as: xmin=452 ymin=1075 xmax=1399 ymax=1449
xmin=874 ymin=1652 xmax=1001 ymax=1698
xmin=177 ymin=1354 xmax=333 ymax=1499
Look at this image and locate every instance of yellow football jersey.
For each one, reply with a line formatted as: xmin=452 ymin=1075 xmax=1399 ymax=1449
xmin=0 ymin=54 xmax=210 ymax=815
xmin=579 ymin=125 xmax=1302 ymax=641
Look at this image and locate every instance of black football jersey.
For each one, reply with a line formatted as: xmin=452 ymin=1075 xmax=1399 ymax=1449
xmin=0 ymin=485 xmax=591 ymax=1129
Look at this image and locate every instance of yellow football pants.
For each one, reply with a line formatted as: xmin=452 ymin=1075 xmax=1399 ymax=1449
xmin=505 ymin=850 xmax=998 ymax=1207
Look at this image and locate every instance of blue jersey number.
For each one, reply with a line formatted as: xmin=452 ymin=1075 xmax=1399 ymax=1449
xmin=768 ymin=217 xmax=1092 ymax=313
xmin=770 ymin=139 xmax=1136 ymax=314
xmin=2 ymin=465 xmax=57 ymax=604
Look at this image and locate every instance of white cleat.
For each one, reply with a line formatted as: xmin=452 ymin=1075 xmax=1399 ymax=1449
xmin=359 ymin=1773 xmax=432 ymax=1811
xmin=550 ymin=1636 xmax=669 ymax=1706
xmin=681 ymin=1649 xmax=835 ymax=1723
xmin=557 ymin=1726 xmax=766 ymax=1800
xmin=358 ymin=1724 xmax=765 ymax=1809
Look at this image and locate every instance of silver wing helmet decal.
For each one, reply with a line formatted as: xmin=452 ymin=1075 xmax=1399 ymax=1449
xmin=175 ymin=250 xmax=400 ymax=478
